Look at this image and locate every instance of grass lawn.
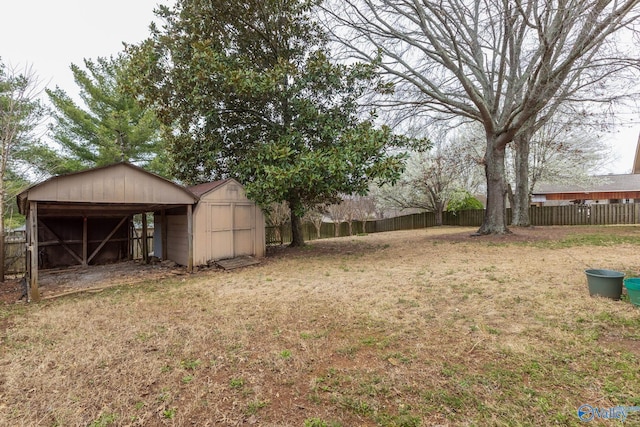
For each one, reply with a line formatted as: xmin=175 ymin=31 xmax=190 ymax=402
xmin=1 ymin=226 xmax=639 ymax=426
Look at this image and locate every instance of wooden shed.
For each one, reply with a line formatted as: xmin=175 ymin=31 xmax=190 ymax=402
xmin=17 ymin=163 xmax=266 ymax=302
xmin=17 ymin=163 xmax=199 ymax=301
xmin=155 ymin=178 xmax=266 ymax=266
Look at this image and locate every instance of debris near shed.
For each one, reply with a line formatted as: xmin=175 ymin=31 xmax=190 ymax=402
xmin=215 ymin=256 xmax=261 ymax=270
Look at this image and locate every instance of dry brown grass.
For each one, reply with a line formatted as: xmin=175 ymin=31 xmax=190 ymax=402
xmin=1 ymin=226 xmax=640 ymax=426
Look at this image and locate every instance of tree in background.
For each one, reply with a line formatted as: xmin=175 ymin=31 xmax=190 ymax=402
xmin=375 ymin=135 xmax=483 ymax=226
xmin=507 ymin=109 xmax=612 ymax=224
xmin=348 ymin=195 xmax=377 ymax=234
xmin=0 ymin=60 xmax=47 ymax=281
xmin=326 ymin=202 xmax=349 ymax=237
xmin=447 ymin=190 xmax=484 ymax=214
xmin=303 ymin=205 xmax=326 ymax=239
xmin=325 ymin=0 xmax=640 ymax=234
xmin=128 ymin=0 xmax=414 ymax=246
xmin=265 ymin=202 xmax=291 ymax=245
xmin=45 ymin=55 xmax=169 ymax=176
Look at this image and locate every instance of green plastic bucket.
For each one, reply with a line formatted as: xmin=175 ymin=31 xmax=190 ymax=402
xmin=623 ymin=278 xmax=640 ymax=307
xmin=585 ymin=269 xmax=624 ymax=300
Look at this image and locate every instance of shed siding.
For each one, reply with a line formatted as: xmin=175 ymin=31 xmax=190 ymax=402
xmin=191 ymin=180 xmax=265 ymax=264
xmin=167 ymin=215 xmax=189 ymax=266
xmin=26 ymin=163 xmax=196 ymax=205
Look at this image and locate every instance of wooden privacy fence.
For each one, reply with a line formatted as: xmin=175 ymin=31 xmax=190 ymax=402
xmin=267 ymin=203 xmax=640 ymax=245
xmin=5 ymin=237 xmax=26 ymax=276
xmin=7 ymin=204 xmax=640 ymax=271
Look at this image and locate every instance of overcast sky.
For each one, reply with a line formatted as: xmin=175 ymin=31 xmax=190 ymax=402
xmin=0 ymin=0 xmax=169 ymax=93
xmin=1 ymin=0 xmax=638 ymax=174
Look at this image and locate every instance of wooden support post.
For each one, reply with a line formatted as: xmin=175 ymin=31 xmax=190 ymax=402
xmin=141 ymin=212 xmax=148 ymax=264
xmin=161 ymin=209 xmax=167 ymax=260
xmin=28 ymin=201 xmax=40 ymax=302
xmin=187 ymin=204 xmax=193 ymax=272
xmin=82 ymin=216 xmax=88 ymax=267
xmin=128 ymin=217 xmax=134 ymax=260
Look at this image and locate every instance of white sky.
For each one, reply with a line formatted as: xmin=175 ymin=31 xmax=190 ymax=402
xmin=1 ymin=0 xmax=638 ymax=175
xmin=0 ymin=0 xmax=171 ymax=93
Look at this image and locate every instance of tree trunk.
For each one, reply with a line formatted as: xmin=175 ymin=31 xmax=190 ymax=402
xmin=512 ymin=131 xmax=531 ymax=227
xmin=288 ymin=196 xmax=305 ymax=247
xmin=0 ymin=226 xmax=4 ymax=283
xmin=435 ymin=206 xmax=443 ymax=226
xmin=478 ymin=137 xmax=510 ymax=234
xmin=0 ymin=181 xmax=4 ymax=282
xmin=507 ymin=183 xmax=515 ymax=215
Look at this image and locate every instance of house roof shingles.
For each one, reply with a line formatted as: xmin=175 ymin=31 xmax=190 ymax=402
xmin=533 ymin=174 xmax=640 ymax=195
xmin=188 ymin=179 xmax=231 ymax=197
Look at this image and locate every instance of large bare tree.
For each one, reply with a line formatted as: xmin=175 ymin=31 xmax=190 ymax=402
xmin=323 ymin=0 xmax=640 ymax=234
xmin=0 ymin=61 xmax=45 ymax=282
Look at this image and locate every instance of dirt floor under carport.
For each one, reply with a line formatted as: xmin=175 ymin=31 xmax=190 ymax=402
xmin=0 ymin=260 xmax=190 ymax=304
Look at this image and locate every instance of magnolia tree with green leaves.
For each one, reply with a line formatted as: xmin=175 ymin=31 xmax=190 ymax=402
xmin=127 ymin=0 xmax=416 ymax=246
xmin=44 ymin=55 xmax=169 ymax=176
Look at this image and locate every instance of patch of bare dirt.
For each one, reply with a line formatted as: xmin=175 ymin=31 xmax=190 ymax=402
xmin=0 ymin=279 xmax=23 ymax=305
xmin=0 ymin=260 xmax=191 ymax=304
xmin=426 ymin=224 xmax=583 ymax=243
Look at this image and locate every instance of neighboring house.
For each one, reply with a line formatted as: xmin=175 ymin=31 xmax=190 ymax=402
xmin=532 ymin=174 xmax=640 ymax=205
xmin=532 ymin=133 xmax=640 ymax=206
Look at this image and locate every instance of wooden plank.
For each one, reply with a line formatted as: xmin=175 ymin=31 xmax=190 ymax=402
xmin=39 ymin=220 xmax=84 ymax=265
xmin=161 ymin=209 xmax=168 ymax=260
xmin=29 ymin=201 xmax=41 ymax=302
xmin=142 ymin=212 xmax=148 ymax=264
xmin=87 ymin=217 xmax=128 ymax=264
xmin=83 ymin=216 xmax=88 ymax=266
xmin=216 ymin=255 xmax=261 ymax=270
xmin=187 ymin=204 xmax=193 ymax=273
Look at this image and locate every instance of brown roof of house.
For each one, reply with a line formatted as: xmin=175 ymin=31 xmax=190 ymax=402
xmin=533 ymin=174 xmax=640 ymax=194
xmin=188 ymin=179 xmax=232 ymax=197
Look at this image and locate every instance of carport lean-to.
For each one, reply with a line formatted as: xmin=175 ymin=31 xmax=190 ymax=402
xmin=17 ymin=163 xmax=199 ymax=302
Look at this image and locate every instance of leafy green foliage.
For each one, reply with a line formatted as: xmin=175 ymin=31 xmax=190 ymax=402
xmin=127 ymin=0 xmax=416 ymax=245
xmin=45 ymin=55 xmax=169 ymax=176
xmin=446 ymin=189 xmax=484 ymax=213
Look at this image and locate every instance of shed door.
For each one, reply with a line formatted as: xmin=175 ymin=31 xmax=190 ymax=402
xmin=233 ymin=204 xmax=255 ymax=256
xmin=204 ymin=202 xmax=256 ymax=261
xmin=207 ymin=204 xmax=233 ymax=260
